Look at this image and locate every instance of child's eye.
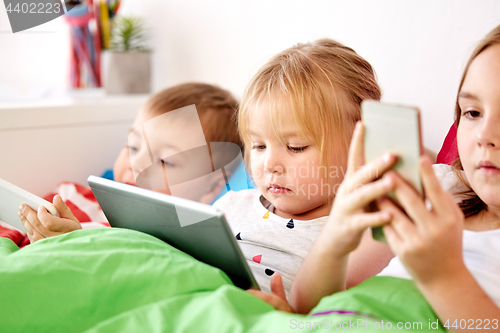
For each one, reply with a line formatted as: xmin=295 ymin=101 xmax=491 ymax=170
xmin=462 ymin=110 xmax=482 ymax=119
xmin=161 ymin=159 xmax=176 ymax=167
xmin=288 ymin=145 xmax=308 ymax=153
xmin=252 ymin=144 xmax=266 ymax=151
xmin=127 ymin=145 xmax=139 ymax=153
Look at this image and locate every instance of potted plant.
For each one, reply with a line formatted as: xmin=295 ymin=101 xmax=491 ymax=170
xmin=104 ymin=16 xmax=151 ymax=94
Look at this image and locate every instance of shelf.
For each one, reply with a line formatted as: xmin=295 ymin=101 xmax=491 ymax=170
xmin=0 ymin=88 xmax=148 ymax=131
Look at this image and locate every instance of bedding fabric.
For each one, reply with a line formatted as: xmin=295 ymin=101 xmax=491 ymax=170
xmin=0 ymin=181 xmax=110 ymax=248
xmin=0 ymin=228 xmax=445 ymax=332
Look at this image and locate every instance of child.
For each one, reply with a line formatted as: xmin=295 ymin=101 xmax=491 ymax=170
xmin=6 ymin=33 xmax=500 ymax=332
xmin=213 ymin=38 xmax=392 ymax=298
xmin=252 ymin=24 xmax=500 ymax=328
xmin=11 ymin=82 xmax=242 ymax=245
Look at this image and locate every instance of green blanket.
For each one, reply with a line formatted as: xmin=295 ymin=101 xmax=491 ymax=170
xmin=0 ymin=228 xmax=444 ymax=332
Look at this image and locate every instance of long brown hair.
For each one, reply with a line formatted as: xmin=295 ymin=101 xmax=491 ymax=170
xmin=452 ymin=24 xmax=500 ymax=217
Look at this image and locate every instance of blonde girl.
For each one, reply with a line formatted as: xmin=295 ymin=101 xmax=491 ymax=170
xmin=214 ymin=38 xmax=392 ymax=298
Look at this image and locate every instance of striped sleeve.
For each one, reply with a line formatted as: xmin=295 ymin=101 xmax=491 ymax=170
xmin=0 ymin=182 xmax=109 ymax=248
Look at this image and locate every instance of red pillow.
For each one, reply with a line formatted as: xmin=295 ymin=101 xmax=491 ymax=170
xmin=436 ymin=123 xmax=459 ymax=165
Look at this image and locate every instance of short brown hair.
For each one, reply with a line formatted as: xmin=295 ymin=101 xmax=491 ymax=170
xmin=452 ymin=24 xmax=500 ymax=217
xmin=143 ymin=82 xmax=241 ymax=147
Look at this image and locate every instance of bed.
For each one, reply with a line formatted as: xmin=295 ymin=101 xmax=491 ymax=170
xmin=0 ymin=228 xmax=444 ymax=332
xmin=0 ymin=95 xmax=456 ymax=332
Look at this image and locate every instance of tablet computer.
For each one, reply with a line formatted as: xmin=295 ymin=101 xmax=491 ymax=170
xmin=0 ymin=178 xmax=59 ymax=231
xmin=87 ymin=175 xmax=259 ymax=290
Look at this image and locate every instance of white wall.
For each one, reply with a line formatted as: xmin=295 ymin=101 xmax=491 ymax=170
xmin=1 ymin=0 xmax=500 ymax=152
xmin=0 ymin=93 xmax=148 ymax=195
xmin=0 ymin=94 xmax=148 ymax=195
xmin=0 ymin=3 xmax=69 ymax=92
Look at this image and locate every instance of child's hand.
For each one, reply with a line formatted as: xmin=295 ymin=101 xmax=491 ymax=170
xmin=247 ymin=273 xmax=295 ymax=313
xmin=291 ymin=122 xmax=397 ymax=314
xmin=379 ymin=156 xmax=465 ymax=284
xmin=18 ymin=195 xmax=82 ymax=243
xmin=324 ymin=122 xmax=397 ymax=258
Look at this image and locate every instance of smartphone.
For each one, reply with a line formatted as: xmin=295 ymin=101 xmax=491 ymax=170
xmin=0 ymin=178 xmax=59 ymax=232
xmin=361 ymin=100 xmax=424 ymax=242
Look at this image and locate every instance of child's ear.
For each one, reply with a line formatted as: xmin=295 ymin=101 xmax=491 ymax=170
xmin=199 ymin=172 xmax=231 ymax=205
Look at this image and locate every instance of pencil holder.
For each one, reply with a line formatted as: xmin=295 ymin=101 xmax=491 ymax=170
xmin=103 ymin=50 xmax=151 ymax=94
xmin=103 ymin=15 xmax=151 ymax=94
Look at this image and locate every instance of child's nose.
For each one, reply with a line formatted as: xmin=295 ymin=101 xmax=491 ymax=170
xmin=264 ymin=150 xmax=284 ymax=174
xmin=477 ymin=115 xmax=500 ymax=149
xmin=130 ymin=147 xmax=153 ymax=180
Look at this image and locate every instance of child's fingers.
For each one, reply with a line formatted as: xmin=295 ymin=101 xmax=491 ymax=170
xmin=21 ymin=205 xmax=62 ymax=237
xmin=342 ymin=175 xmax=395 ymax=212
xmin=37 ymin=206 xmax=81 ymax=234
xmin=418 ymin=156 xmax=447 ymax=214
xmin=377 ymin=197 xmax=416 ymax=244
xmin=270 ymin=273 xmax=287 ymax=303
xmin=389 ymin=172 xmax=431 ymax=229
xmin=381 ymin=224 xmax=403 ymax=253
xmin=18 ymin=211 xmax=45 ymax=243
xmin=346 ymin=122 xmax=365 ymax=177
xmin=53 ymin=195 xmax=79 ymax=223
xmin=350 ymin=211 xmax=392 ymax=230
xmin=246 ymin=289 xmax=274 ymax=303
xmin=247 ymin=289 xmax=295 ymax=313
xmin=344 ymin=153 xmax=397 ymax=194
xmin=19 ymin=205 xmax=44 ymax=233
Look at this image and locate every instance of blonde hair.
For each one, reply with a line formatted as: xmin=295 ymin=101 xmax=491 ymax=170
xmin=452 ymin=24 xmax=500 ymax=217
xmin=239 ymin=38 xmax=380 ymax=176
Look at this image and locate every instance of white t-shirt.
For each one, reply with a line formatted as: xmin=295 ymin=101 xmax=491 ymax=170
xmin=213 ymin=189 xmax=328 ymax=298
xmin=378 ymin=164 xmax=500 ymax=308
